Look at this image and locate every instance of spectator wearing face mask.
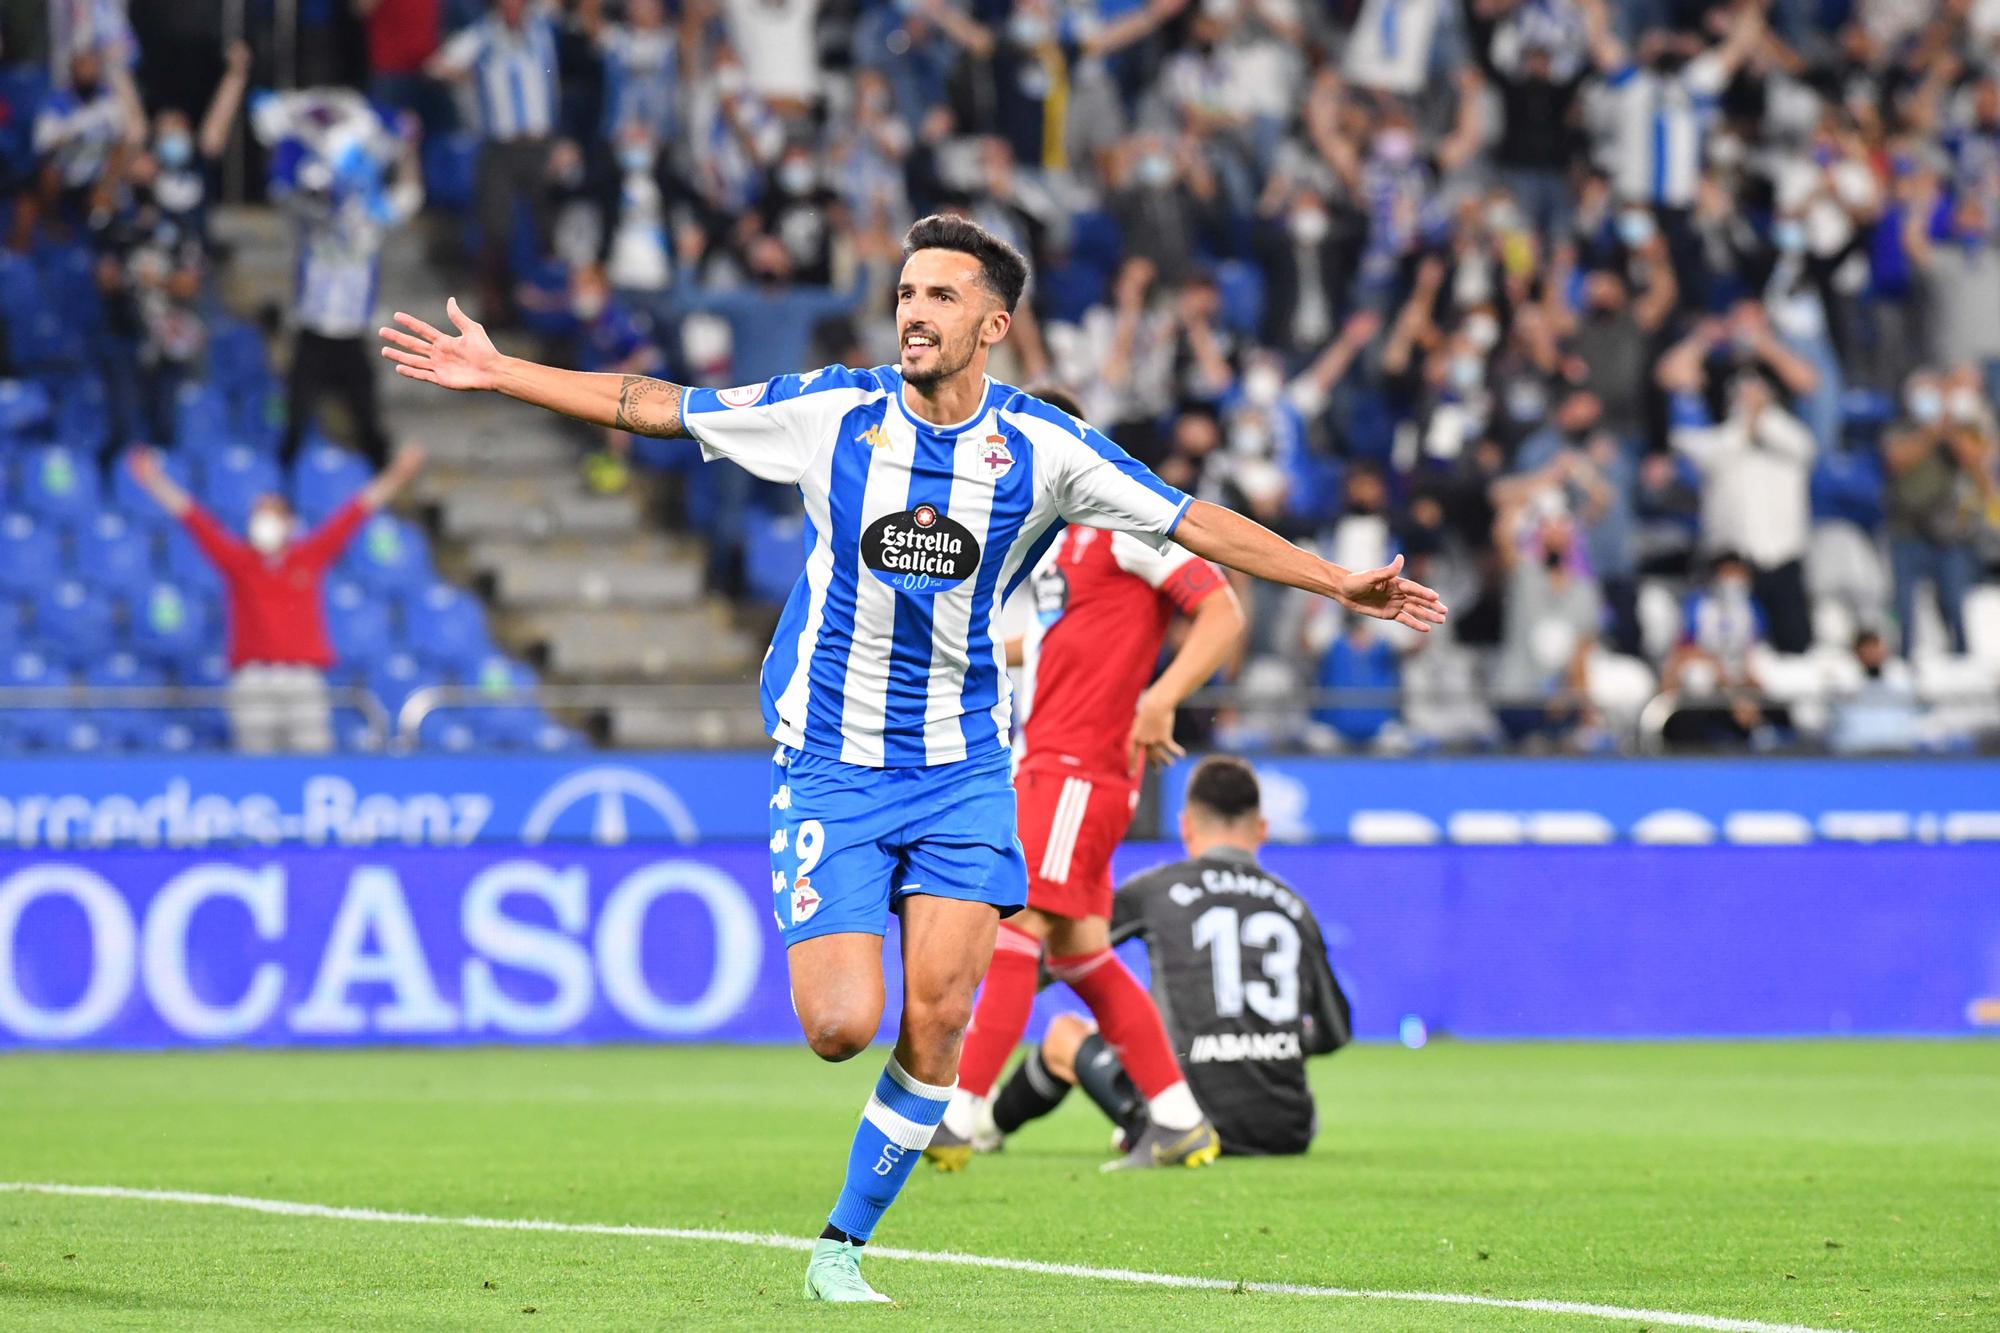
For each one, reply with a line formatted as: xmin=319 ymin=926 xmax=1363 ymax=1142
xmin=1488 ymin=504 xmax=1600 ymax=744
xmin=1828 ymin=629 xmax=1923 ymax=754
xmin=1506 ymin=389 xmax=1642 ymax=654
xmin=1883 ymin=369 xmax=1998 ymax=656
xmin=123 ymin=445 xmax=427 ymax=754
xmin=1659 ymin=550 xmax=1789 ymax=752
xmin=756 ymin=142 xmax=841 ymax=287
xmin=1658 ymin=316 xmax=1820 ymax=654
xmin=1901 ymin=168 xmax=2000 ymax=410
xmin=131 ymin=41 xmax=250 ymax=259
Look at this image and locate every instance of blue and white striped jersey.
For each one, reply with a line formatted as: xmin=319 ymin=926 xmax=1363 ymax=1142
xmin=684 ymin=366 xmax=1193 ymax=768
xmin=436 ymin=10 xmax=561 ymax=141
xmin=1600 ymin=55 xmax=1726 ymax=208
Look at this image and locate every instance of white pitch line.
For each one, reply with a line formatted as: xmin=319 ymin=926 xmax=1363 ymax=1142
xmin=0 ymin=1182 xmax=1853 ymax=1333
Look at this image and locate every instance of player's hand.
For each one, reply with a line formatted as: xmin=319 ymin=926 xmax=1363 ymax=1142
xmin=379 ymin=298 xmax=505 ymax=392
xmin=1126 ymin=688 xmax=1186 ymax=774
xmin=1337 ymin=554 xmax=1448 ymax=633
xmin=125 ymin=445 xmax=162 ymax=484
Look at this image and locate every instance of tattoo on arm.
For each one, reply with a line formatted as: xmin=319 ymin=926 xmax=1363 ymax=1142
xmin=614 ymin=376 xmax=688 ymax=438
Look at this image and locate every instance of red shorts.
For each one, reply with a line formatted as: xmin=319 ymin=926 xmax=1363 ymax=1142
xmin=1014 ymin=762 xmax=1139 ymax=920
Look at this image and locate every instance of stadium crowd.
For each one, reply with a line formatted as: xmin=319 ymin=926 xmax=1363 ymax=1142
xmin=4 ymin=0 xmax=2000 ymax=754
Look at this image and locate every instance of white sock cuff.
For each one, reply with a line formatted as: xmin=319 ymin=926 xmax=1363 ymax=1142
xmin=885 ymin=1056 xmax=954 ymax=1103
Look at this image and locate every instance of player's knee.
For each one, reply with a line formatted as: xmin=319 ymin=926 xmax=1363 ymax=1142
xmin=795 ymin=997 xmax=880 ymax=1062
xmin=803 ymin=1014 xmax=876 ymax=1062
xmin=902 ymin=991 xmax=975 ymax=1051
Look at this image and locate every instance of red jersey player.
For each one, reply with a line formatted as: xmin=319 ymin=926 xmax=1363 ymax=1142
xmin=927 ymin=500 xmax=1245 ymax=1171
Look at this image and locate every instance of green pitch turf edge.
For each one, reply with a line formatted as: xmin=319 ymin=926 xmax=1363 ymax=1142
xmin=0 ymin=1041 xmax=1993 ymax=1331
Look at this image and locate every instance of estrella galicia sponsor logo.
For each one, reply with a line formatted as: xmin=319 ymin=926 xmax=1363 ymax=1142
xmin=862 ymin=504 xmax=981 ymax=594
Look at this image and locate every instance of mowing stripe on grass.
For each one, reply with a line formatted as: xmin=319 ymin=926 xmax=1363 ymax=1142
xmin=0 ymin=1181 xmax=1851 ymax=1333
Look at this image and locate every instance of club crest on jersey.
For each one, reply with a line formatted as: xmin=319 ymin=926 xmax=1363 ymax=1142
xmin=977 ymin=434 xmax=1014 ymax=479
xmin=791 ymin=878 xmax=821 ymax=923
xmin=717 ymin=383 xmax=765 ymax=408
xmin=862 ymin=504 xmax=981 ymax=596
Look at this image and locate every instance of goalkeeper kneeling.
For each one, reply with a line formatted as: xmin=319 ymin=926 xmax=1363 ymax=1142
xmin=977 ymin=756 xmax=1352 ymax=1160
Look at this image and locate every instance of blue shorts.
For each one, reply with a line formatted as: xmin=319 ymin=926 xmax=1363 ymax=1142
xmin=768 ymin=744 xmax=1028 ymax=947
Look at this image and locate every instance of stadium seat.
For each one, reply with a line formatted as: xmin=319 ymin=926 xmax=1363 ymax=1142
xmin=1965 ymin=586 xmax=2000 ymax=668
xmin=198 ymin=444 xmax=285 ymax=528
xmin=290 ymin=442 xmax=374 ymax=525
xmin=0 ymin=597 xmax=21 ymax=650
xmin=73 ymin=510 xmax=159 ymax=602
xmin=161 ymin=524 xmax=226 ymax=599
xmin=0 ymin=378 xmax=52 ymax=436
xmin=35 ymin=578 xmax=116 ymax=665
xmin=0 ymin=512 xmax=60 ymax=597
xmin=128 ymin=580 xmax=212 ymax=667
xmin=172 ymin=380 xmax=233 ymax=449
xmin=19 ymin=445 xmax=102 ymax=524
xmin=0 ymin=648 xmax=69 ymax=750
xmin=7 ymin=306 xmax=86 ymax=371
xmin=399 ymin=580 xmax=492 ymax=672
xmin=0 ymin=252 xmax=40 ymax=328
xmin=36 ymin=243 xmax=101 ymax=335
xmin=82 ymin=651 xmax=170 ymax=750
xmin=51 ymin=371 xmax=112 ymax=454
xmin=325 ymin=578 xmax=393 ymax=667
xmin=453 ymin=653 xmax=544 ymax=749
xmin=367 ymin=651 xmax=444 ymax=724
xmin=744 ymin=511 xmax=807 ymax=605
xmin=1213 ymin=260 xmax=1267 ymax=338
xmin=422 ymin=130 xmax=481 ymax=212
xmin=344 ymin=514 xmax=431 ymax=594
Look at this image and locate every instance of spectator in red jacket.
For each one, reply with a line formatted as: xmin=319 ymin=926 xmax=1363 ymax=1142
xmin=127 ymin=444 xmax=426 ymax=753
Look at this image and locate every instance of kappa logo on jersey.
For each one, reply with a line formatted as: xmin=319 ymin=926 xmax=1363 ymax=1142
xmin=862 ymin=504 xmax=981 ymax=595
xmin=770 ymin=785 xmax=792 ymax=810
xmin=770 ymin=827 xmax=788 ymax=853
xmin=717 ymin=382 xmax=766 ymax=408
xmin=978 ymin=434 xmax=1014 ymax=478
xmin=860 ymin=423 xmax=892 ymax=449
xmin=791 ymin=877 xmax=821 ymax=922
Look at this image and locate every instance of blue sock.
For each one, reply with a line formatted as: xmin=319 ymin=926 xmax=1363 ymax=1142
xmin=825 ymin=1056 xmax=952 ymax=1243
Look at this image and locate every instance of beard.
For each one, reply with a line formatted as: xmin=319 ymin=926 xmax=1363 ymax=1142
xmin=901 ymin=329 xmax=979 ymax=389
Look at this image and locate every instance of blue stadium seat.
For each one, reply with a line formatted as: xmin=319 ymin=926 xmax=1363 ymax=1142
xmin=51 ymin=371 xmax=111 ymax=454
xmin=453 ymin=654 xmax=544 ymax=749
xmin=7 ymin=306 xmax=86 ymax=371
xmin=82 ymin=651 xmax=172 ymax=750
xmin=0 ymin=378 xmax=52 ymax=436
xmin=422 ymin=131 xmax=480 ymax=212
xmin=398 ymin=579 xmax=491 ymax=672
xmin=744 ymin=510 xmax=807 ymax=604
xmin=161 ymin=524 xmax=226 ymax=599
xmin=0 ymin=252 xmax=40 ymax=326
xmin=368 ymin=651 xmax=442 ymax=720
xmin=0 ymin=648 xmax=70 ymax=751
xmin=128 ymin=580 xmax=212 ymax=667
xmin=344 ymin=513 xmax=430 ymax=594
xmin=172 ymin=380 xmax=233 ymax=449
xmin=291 ymin=443 xmax=375 ymax=524
xmin=175 ymin=650 xmax=231 ymax=689
xmin=18 ymin=444 xmax=101 ymax=524
xmin=198 ymin=444 xmax=284 ymax=529
xmin=0 ymin=512 xmax=61 ymax=597
xmin=35 ymin=578 xmax=116 ymax=664
xmin=325 ymin=578 xmax=392 ymax=668
xmin=36 ymin=243 xmax=101 ymax=335
xmin=1214 ymin=260 xmax=1267 ymax=338
xmin=72 ymin=509 xmax=158 ymax=601
xmin=0 ymin=597 xmax=22 ymax=649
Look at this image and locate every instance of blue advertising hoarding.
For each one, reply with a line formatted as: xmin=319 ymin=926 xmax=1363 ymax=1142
xmin=3 ymin=843 xmax=1994 ymax=1049
xmin=0 ymin=754 xmax=1996 ymax=850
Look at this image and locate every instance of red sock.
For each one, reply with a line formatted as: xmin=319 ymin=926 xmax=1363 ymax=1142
xmin=1048 ymin=950 xmax=1184 ymax=1100
xmin=956 ymin=924 xmax=1042 ymax=1098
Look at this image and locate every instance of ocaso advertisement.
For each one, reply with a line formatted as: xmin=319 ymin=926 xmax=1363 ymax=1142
xmin=2 ymin=843 xmax=1994 ymax=1049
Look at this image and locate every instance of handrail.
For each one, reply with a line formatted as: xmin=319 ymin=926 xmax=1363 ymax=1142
xmin=0 ymin=685 xmax=392 ymax=749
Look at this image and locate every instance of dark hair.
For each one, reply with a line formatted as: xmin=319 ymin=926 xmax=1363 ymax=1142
xmin=1186 ymin=755 xmax=1260 ymax=824
xmin=903 ymin=214 xmax=1029 ymax=314
xmin=1031 ymin=386 xmax=1085 ymax=418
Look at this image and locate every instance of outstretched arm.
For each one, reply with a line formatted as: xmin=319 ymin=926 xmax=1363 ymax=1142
xmin=380 ymin=299 xmax=694 ymax=438
xmin=1172 ymin=501 xmax=1447 ymax=632
xmin=126 ymin=447 xmax=193 ymax=518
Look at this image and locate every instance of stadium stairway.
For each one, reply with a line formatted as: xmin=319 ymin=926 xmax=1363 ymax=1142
xmin=236 ymin=208 xmax=772 ymax=746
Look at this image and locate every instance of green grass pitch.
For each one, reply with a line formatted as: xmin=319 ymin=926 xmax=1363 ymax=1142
xmin=0 ymin=1041 xmax=1993 ymax=1331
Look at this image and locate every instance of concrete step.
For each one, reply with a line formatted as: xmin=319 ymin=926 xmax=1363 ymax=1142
xmin=405 ymin=429 xmax=576 ymax=473
xmin=486 ymin=551 xmax=706 ymax=610
xmin=429 ymin=481 xmax=646 ymax=541
xmin=508 ymin=606 xmax=759 ymax=678
xmin=607 ymin=704 xmax=773 ymax=749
